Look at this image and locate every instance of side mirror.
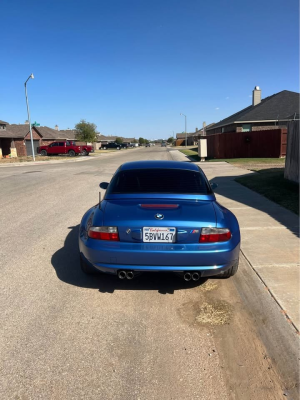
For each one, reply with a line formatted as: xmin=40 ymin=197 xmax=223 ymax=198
xmin=99 ymin=182 xmax=109 ymax=190
xmin=210 ymin=182 xmax=218 ymax=190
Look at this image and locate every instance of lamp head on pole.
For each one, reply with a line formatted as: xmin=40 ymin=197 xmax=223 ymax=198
xmin=25 ymin=73 xmax=35 ymax=86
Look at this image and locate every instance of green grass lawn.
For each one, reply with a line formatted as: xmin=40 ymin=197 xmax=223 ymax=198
xmin=179 ymin=148 xmax=201 ymax=161
xmin=236 ymin=169 xmax=299 ymax=215
xmin=179 ymin=148 xmax=286 ymax=166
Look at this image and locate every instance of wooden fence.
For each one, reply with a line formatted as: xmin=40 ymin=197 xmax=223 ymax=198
xmin=284 ymin=121 xmax=299 ymax=183
xmin=206 ymin=129 xmax=287 ymax=159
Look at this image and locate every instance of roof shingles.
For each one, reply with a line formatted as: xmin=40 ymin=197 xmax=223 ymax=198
xmin=207 ymin=90 xmax=299 ymax=131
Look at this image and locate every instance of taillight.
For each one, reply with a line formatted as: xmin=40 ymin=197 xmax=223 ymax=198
xmin=200 ymin=228 xmax=231 ymax=243
xmin=88 ymin=226 xmax=119 ymax=241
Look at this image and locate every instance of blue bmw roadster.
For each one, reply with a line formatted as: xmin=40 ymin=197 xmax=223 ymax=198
xmin=79 ymin=160 xmax=240 ymax=281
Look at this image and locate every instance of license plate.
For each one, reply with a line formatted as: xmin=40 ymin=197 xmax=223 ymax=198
xmin=143 ymin=227 xmax=176 ymax=243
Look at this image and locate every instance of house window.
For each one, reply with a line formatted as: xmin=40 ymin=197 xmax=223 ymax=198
xmin=242 ymin=124 xmax=252 ymax=132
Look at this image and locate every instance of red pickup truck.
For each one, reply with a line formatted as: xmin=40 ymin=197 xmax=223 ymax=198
xmin=68 ymin=141 xmax=94 ymax=156
xmin=37 ymin=141 xmax=82 ymax=157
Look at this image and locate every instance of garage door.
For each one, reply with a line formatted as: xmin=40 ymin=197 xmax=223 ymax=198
xmin=26 ymin=140 xmax=39 ymax=156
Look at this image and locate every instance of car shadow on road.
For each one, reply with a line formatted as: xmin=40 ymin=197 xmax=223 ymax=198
xmin=51 ymin=225 xmax=208 ymax=294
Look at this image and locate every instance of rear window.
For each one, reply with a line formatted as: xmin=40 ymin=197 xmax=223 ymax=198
xmin=107 ymin=168 xmax=211 ymax=195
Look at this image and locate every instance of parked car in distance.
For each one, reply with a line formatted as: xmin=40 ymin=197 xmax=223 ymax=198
xmin=79 ymin=160 xmax=240 ymax=281
xmin=101 ymin=142 xmax=121 ymax=150
xmin=161 ymin=142 xmax=167 ymax=147
xmin=68 ymin=140 xmax=94 ymax=156
xmin=145 ymin=143 xmax=150 ymax=147
xmin=37 ymin=141 xmax=82 ymax=157
xmin=121 ymin=143 xmax=129 ymax=149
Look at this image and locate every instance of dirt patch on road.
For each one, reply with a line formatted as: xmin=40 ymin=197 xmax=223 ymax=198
xmin=195 ymin=301 xmax=232 ymax=325
xmin=178 ymin=299 xmax=232 ymax=327
xmin=177 ymin=271 xmax=288 ymax=400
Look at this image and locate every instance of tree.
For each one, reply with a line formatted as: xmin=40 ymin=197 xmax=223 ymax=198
xmin=115 ymin=137 xmax=123 ymax=144
xmin=75 ymin=120 xmax=98 ymax=143
xmin=133 ymin=138 xmax=138 ymax=143
xmin=167 ymin=137 xmax=174 ymax=144
xmin=139 ymin=137 xmax=145 ymax=145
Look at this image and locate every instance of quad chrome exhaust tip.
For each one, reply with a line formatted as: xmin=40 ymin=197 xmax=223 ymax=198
xmin=192 ymin=272 xmax=200 ymax=281
xmin=183 ymin=272 xmax=192 ymax=281
xmin=126 ymin=271 xmax=134 ymax=280
xmin=117 ymin=270 xmax=127 ymax=279
xmin=183 ymin=272 xmax=200 ymax=281
xmin=117 ymin=270 xmax=135 ymax=280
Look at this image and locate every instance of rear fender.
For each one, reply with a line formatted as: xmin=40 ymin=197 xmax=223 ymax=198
xmin=80 ymin=205 xmax=104 ymax=240
xmin=213 ymin=202 xmax=240 ymax=245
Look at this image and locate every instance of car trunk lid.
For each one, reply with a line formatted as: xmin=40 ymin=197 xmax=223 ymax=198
xmin=103 ymin=199 xmax=216 ymax=243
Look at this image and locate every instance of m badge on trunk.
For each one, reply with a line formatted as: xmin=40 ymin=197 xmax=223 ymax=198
xmin=155 ymin=213 xmax=164 ymax=220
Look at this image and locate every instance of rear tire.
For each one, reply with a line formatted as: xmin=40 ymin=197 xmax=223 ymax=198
xmin=220 ymin=260 xmax=239 ymax=278
xmin=68 ymin=150 xmax=75 ymax=157
xmin=82 ymin=149 xmax=87 ymax=156
xmin=40 ymin=150 xmax=47 ymax=156
xmin=103 ymin=146 xmax=107 ymax=150
xmin=80 ymin=254 xmax=96 ymax=275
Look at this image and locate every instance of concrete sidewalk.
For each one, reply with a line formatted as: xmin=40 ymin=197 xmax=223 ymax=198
xmin=170 ymin=150 xmax=300 ymax=332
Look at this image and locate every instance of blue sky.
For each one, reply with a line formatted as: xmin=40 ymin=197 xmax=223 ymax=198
xmin=1 ymin=0 xmax=299 ymax=139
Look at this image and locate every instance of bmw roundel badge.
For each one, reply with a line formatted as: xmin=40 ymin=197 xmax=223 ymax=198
xmin=155 ymin=213 xmax=164 ymax=220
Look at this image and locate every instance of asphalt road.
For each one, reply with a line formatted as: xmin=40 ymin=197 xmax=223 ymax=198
xmin=0 ymin=148 xmax=297 ymax=400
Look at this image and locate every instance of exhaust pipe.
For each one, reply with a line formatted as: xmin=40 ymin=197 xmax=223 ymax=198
xmin=183 ymin=272 xmax=192 ymax=281
xmin=117 ymin=270 xmax=127 ymax=279
xmin=192 ymin=272 xmax=200 ymax=281
xmin=126 ymin=271 xmax=134 ymax=280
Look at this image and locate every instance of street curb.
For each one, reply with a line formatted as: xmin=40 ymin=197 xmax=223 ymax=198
xmin=0 ymin=149 xmax=140 ymax=168
xmin=0 ymin=156 xmax=99 ymax=168
xmin=240 ymin=249 xmax=299 ymax=334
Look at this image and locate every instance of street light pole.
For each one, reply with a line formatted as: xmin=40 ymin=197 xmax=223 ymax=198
xmin=180 ymin=113 xmax=187 ymax=147
xmin=24 ymin=73 xmax=35 ymax=161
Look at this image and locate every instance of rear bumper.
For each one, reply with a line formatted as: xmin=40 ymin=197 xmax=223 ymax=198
xmin=80 ymin=252 xmax=237 ymax=276
xmin=79 ymin=233 xmax=240 ymax=277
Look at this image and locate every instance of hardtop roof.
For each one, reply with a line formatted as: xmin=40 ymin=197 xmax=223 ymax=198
xmin=120 ymin=160 xmax=200 ymax=172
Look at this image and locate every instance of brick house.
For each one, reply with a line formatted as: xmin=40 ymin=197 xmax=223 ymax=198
xmin=0 ymin=122 xmax=138 ymax=156
xmin=175 ymin=132 xmax=196 ymax=146
xmin=176 ymin=124 xmax=215 ymax=146
xmin=0 ymin=120 xmax=11 ymax=157
xmin=0 ymin=123 xmax=95 ymax=157
xmin=206 ymin=87 xmax=299 ymax=135
xmin=0 ymin=124 xmax=65 ymax=157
